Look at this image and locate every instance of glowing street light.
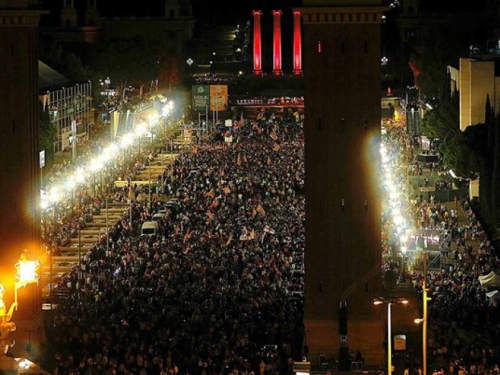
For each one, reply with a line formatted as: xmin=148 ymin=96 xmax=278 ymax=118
xmin=0 ymin=250 xmax=39 ymax=370
xmin=15 ymin=252 xmax=40 ymax=309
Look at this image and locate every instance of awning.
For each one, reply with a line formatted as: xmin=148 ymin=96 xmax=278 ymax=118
xmin=478 ymin=271 xmax=500 ymax=288
xmin=486 ymin=290 xmax=499 ymax=298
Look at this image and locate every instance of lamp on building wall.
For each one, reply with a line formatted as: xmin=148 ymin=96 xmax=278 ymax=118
xmin=0 ymin=250 xmax=39 ymax=371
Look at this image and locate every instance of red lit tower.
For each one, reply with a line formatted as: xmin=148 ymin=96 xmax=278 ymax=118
xmin=272 ymin=10 xmax=282 ymax=75
xmin=293 ymin=10 xmax=302 ymax=75
xmin=252 ymin=10 xmax=263 ymax=75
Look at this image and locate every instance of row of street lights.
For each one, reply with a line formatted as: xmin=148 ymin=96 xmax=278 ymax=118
xmin=380 ymin=132 xmax=429 ymax=375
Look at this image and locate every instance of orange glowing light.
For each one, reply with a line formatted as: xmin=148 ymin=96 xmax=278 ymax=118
xmin=15 ymin=258 xmax=39 ymax=285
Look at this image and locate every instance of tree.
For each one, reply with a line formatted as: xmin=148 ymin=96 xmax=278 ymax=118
xmin=158 ymin=54 xmax=181 ymax=93
xmin=39 ymin=102 xmax=57 ymax=165
xmin=88 ymin=36 xmax=159 ymax=95
xmin=410 ymin=24 xmax=470 ymax=100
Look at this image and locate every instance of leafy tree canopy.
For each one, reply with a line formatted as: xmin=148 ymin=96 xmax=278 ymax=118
xmin=88 ymin=36 xmax=159 ymax=86
xmin=411 ymin=24 xmax=471 ymax=99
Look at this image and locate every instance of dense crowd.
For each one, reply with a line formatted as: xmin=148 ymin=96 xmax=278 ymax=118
xmin=48 ymin=114 xmax=306 ymax=375
xmin=382 ymin=126 xmax=500 ymax=375
xmin=42 ymin=102 xmax=500 ymax=375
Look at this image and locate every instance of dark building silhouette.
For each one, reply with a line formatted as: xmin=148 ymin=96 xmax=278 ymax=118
xmin=40 ymin=0 xmax=194 ymax=55
xmin=0 ymin=0 xmax=46 ymax=365
xmin=299 ymin=0 xmax=387 ymax=368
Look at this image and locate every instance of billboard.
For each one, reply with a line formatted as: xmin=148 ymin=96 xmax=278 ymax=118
xmin=210 ymin=85 xmax=228 ymax=112
xmin=192 ymin=85 xmax=210 ymax=111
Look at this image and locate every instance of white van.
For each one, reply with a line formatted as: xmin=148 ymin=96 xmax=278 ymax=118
xmin=141 ymin=221 xmax=158 ymax=236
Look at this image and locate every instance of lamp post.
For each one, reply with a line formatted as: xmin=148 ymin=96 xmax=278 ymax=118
xmin=415 ymin=251 xmax=430 ymax=375
xmin=374 ymin=297 xmax=409 ymax=375
xmin=48 ymin=186 xmax=61 ymax=305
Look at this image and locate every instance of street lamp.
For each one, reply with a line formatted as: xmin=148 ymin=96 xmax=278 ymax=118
xmin=0 ymin=251 xmax=39 ymax=371
xmin=374 ymin=297 xmax=408 ymax=375
xmin=414 ymin=251 xmax=430 ymax=375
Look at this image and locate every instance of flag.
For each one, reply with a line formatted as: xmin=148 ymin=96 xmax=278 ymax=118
xmin=256 ymin=204 xmax=265 ymax=216
xmin=264 ymin=225 xmax=275 ymax=234
xmin=270 ymin=131 xmax=278 ymax=141
xmin=209 ymin=199 xmax=220 ymax=210
xmin=225 ymin=234 xmax=233 ymax=247
xmin=183 ymin=229 xmax=192 ymax=244
xmin=273 ymin=143 xmax=281 ymax=152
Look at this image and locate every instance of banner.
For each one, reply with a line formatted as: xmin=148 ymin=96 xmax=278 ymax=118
xmin=39 ymin=150 xmax=45 ymax=168
xmin=192 ymin=85 xmax=210 ymax=111
xmin=210 ymin=85 xmax=228 ymax=112
xmin=404 ymin=229 xmax=451 ymax=252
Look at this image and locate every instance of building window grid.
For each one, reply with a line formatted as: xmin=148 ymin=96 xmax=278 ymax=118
xmin=48 ymin=82 xmax=92 ymax=153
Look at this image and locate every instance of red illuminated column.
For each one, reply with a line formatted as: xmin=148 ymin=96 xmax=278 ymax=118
xmin=293 ymin=10 xmax=302 ymax=75
xmin=253 ymin=10 xmax=263 ymax=75
xmin=273 ymin=10 xmax=282 ymax=75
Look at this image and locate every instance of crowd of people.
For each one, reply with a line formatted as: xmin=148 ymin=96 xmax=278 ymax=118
xmin=382 ymin=126 xmax=500 ymax=375
xmin=46 ymin=112 xmax=306 ymax=375
xmin=41 ymin=99 xmax=500 ymax=375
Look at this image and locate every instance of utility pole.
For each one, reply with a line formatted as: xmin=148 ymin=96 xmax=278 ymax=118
xmin=422 ymin=251 xmax=428 ymax=375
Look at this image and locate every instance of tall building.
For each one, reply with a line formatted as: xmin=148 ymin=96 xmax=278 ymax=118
xmin=0 ymin=0 xmax=46 ymax=366
xmin=299 ymin=0 xmax=387 ymax=368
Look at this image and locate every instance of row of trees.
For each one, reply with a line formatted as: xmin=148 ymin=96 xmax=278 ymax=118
xmin=412 ymin=26 xmax=500 ymax=237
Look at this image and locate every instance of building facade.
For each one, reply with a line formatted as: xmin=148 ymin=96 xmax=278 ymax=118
xmin=43 ymin=0 xmax=194 ymax=55
xmin=448 ymin=58 xmax=500 ymax=131
xmin=39 ymin=66 xmax=93 ymax=154
xmin=299 ymin=0 xmax=386 ymax=368
xmin=0 ymin=0 xmax=46 ymax=364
